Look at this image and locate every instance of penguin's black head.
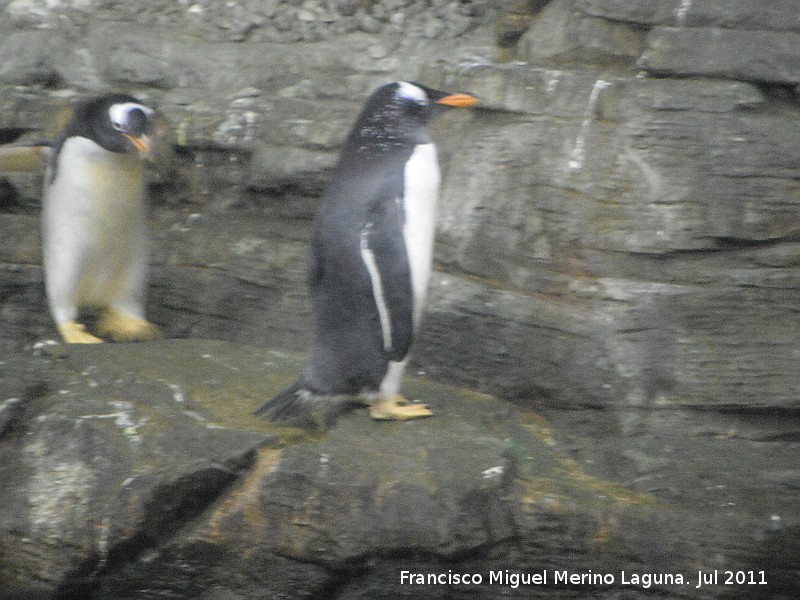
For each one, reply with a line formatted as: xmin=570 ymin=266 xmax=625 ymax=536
xmin=348 ymin=81 xmax=478 ymax=156
xmin=70 ymin=93 xmax=154 ymax=156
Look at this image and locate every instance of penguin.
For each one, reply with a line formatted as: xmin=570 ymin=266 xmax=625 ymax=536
xmin=255 ymin=81 xmax=478 ymax=425
xmin=40 ymin=93 xmax=161 ymax=343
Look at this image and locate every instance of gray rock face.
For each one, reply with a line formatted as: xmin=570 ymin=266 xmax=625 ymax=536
xmin=1 ymin=0 xmax=800 ymax=597
xmin=577 ymin=0 xmax=800 ymax=31
xmin=423 ymin=63 xmax=800 ymax=413
xmin=640 ymin=27 xmax=800 ymax=84
xmin=0 ymin=340 xmax=685 ymax=599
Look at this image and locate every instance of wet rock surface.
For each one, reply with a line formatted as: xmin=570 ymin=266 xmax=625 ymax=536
xmin=0 ymin=340 xmax=793 ymax=599
xmin=1 ymin=0 xmax=799 ymax=598
xmin=0 ymin=340 xmax=680 ymax=600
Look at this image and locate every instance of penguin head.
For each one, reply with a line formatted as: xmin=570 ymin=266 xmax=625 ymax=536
xmin=349 ymin=81 xmax=478 ymax=154
xmin=69 ymin=93 xmax=154 ymax=156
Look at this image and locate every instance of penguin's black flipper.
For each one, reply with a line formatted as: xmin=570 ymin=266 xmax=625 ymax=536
xmin=360 ymin=199 xmax=415 ymax=361
xmin=254 ymin=380 xmax=363 ymax=431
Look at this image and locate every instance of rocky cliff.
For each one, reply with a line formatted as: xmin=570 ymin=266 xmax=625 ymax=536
xmin=1 ymin=340 xmax=788 ymax=600
xmin=1 ymin=0 xmax=799 ymax=598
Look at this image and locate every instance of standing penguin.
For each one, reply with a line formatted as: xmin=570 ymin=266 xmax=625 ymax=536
xmin=256 ymin=81 xmax=478 ymax=425
xmin=42 ymin=93 xmax=161 ymax=343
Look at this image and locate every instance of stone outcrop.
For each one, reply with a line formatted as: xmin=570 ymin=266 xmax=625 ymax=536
xmin=1 ymin=0 xmax=799 ymax=597
xmin=0 ymin=340 xmax=693 ymax=600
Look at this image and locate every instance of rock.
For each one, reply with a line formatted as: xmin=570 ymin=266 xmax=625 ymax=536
xmin=356 ymin=8 xmax=383 ymax=34
xmin=0 ymin=31 xmax=65 ymax=86
xmin=422 ymin=17 xmax=445 ymax=39
xmin=574 ymin=0 xmax=681 ymax=26
xmin=495 ymin=0 xmax=548 ymax=53
xmin=571 ymin=15 xmax=646 ymax=63
xmin=335 ymin=0 xmax=358 ymax=18
xmin=640 ymin=26 xmax=800 ymax=85
xmin=367 ymin=43 xmax=388 ymax=59
xmin=5 ymin=0 xmax=94 ymax=27
xmin=247 ymin=143 xmax=336 ymax=194
xmin=0 ymin=397 xmax=23 ymax=437
xmin=519 ymin=0 xmax=578 ymax=63
xmin=86 ymin=23 xmax=185 ymax=89
xmin=0 ymin=339 xmax=736 ymax=599
xmin=520 ymin=0 xmax=645 ymax=65
xmin=577 ymin=0 xmax=800 ymax=31
xmin=0 ymin=341 xmax=273 ymax=598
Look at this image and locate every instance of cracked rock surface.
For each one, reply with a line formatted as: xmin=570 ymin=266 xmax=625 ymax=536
xmin=2 ymin=340 xmax=676 ymax=600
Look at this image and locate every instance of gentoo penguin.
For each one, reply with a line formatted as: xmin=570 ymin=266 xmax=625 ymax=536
xmin=41 ymin=93 xmax=161 ymax=343
xmin=256 ymin=81 xmax=478 ymax=425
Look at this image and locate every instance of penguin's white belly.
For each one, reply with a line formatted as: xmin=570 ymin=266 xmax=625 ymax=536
xmin=371 ymin=143 xmax=439 ymax=400
xmin=43 ymin=137 xmax=146 ymax=309
xmin=401 ymin=143 xmax=440 ymax=328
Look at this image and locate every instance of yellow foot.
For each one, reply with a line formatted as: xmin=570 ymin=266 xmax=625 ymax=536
xmin=58 ymin=320 xmax=104 ymax=344
xmin=97 ymin=309 xmax=162 ymax=342
xmin=368 ymin=394 xmax=434 ymax=421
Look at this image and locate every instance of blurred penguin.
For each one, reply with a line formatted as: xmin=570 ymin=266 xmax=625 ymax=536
xmin=0 ymin=94 xmax=162 ymax=343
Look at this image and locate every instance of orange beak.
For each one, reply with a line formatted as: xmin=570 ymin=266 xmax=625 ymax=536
xmin=436 ymin=92 xmax=479 ymax=108
xmin=125 ymin=133 xmax=151 ymax=156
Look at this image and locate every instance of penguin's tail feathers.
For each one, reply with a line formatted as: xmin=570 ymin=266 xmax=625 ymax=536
xmin=253 ymin=379 xmax=306 ymax=420
xmin=254 ymin=380 xmax=364 ymax=431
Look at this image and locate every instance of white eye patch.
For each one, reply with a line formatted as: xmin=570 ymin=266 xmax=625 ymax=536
xmin=108 ymin=102 xmax=153 ymax=132
xmin=396 ymin=81 xmax=428 ymax=105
